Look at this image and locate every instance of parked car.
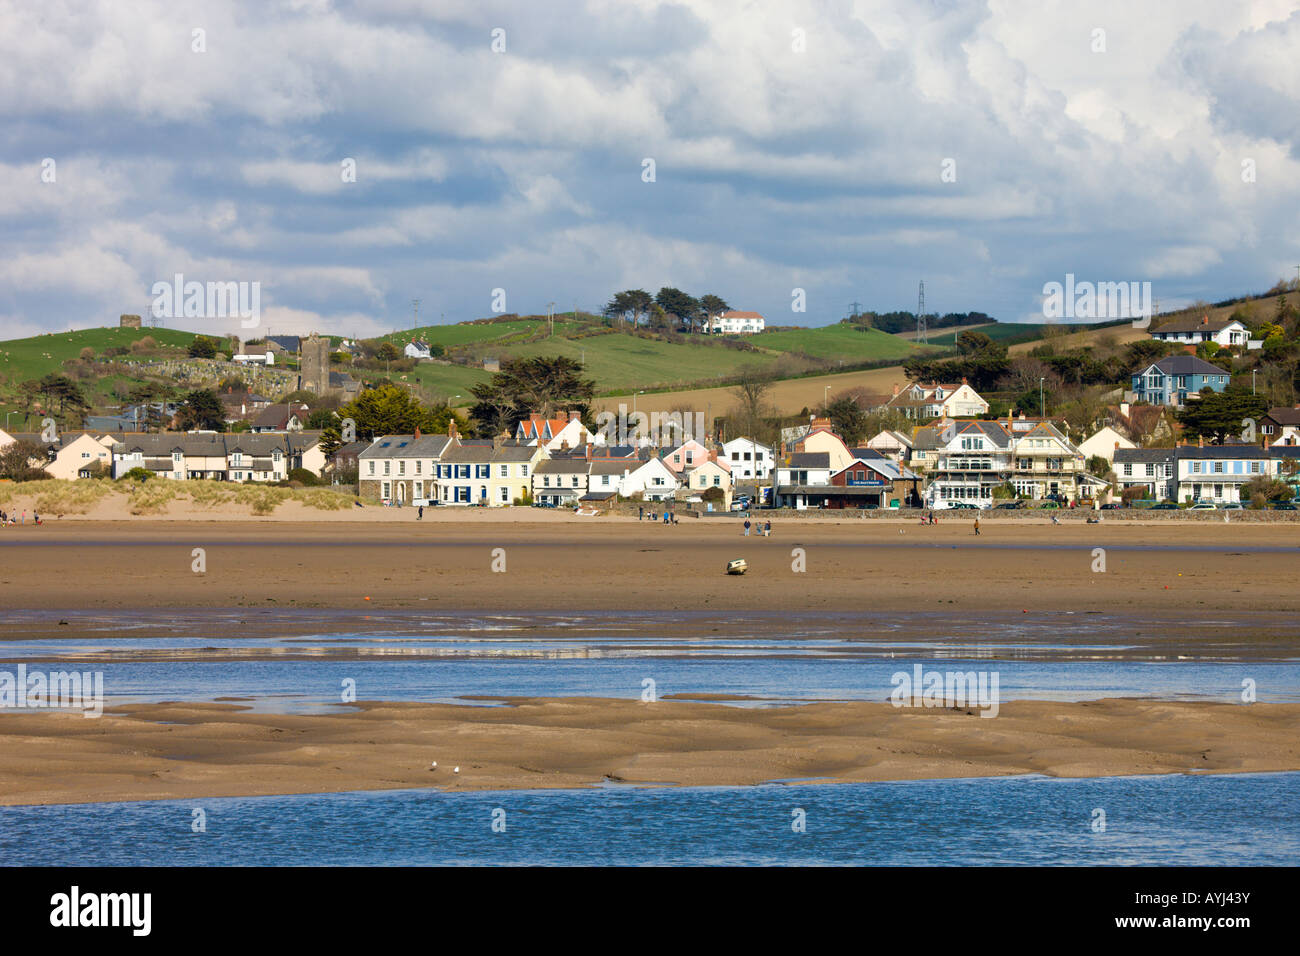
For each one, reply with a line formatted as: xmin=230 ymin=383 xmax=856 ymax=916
xmin=1037 ymin=501 xmax=1060 ymax=509
xmin=1221 ymin=503 xmax=1244 ymax=511
xmin=947 ymin=502 xmax=979 ymax=510
xmin=1150 ymin=502 xmax=1179 ymax=510
xmin=1188 ymin=502 xmax=1218 ymax=511
xmin=1100 ymin=503 xmax=1123 ymax=510
xmin=995 ymin=501 xmax=1024 ymax=510
xmin=1271 ymin=501 xmax=1298 ymax=511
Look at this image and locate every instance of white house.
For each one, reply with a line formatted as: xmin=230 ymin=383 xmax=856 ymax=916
xmin=619 ymin=456 xmax=679 ymax=501
xmin=404 ymin=340 xmax=432 ymax=359
xmin=882 ymin=380 xmax=990 ymax=419
xmin=1175 ymin=445 xmax=1276 ymax=504
xmin=532 ymin=458 xmax=590 ymax=506
xmin=722 ymin=437 xmax=774 ymax=481
xmin=708 ymin=310 xmax=765 ymax=334
xmin=232 ymin=350 xmax=275 ymax=366
xmin=1076 ymin=426 xmax=1135 ymax=464
xmin=1149 ymin=315 xmax=1248 ymax=348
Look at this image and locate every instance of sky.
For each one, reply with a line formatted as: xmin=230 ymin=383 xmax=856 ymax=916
xmin=2 ymin=0 xmax=1299 ymax=340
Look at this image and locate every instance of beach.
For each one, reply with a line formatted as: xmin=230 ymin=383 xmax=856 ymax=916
xmin=2 ymin=697 xmax=1297 ymax=806
xmin=1 ymin=517 xmax=1298 ymax=806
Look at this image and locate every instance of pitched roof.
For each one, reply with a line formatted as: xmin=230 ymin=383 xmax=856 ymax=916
xmin=359 ymin=434 xmax=456 ymax=459
xmin=1147 ymin=355 xmax=1228 ymax=376
xmin=1114 ymin=447 xmax=1175 ymax=464
xmin=1175 ymin=444 xmax=1273 ymax=459
xmin=1265 ymin=407 xmax=1300 ymax=426
xmin=1152 ymin=315 xmax=1243 ymax=334
xmin=786 ymin=452 xmax=831 ymax=468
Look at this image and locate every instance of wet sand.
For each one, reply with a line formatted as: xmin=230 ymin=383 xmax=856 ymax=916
xmin=3 ymin=520 xmax=1298 ymax=806
xmin=0 ymin=520 xmax=1298 ymax=619
xmin=1 ymin=697 xmax=1296 ymax=806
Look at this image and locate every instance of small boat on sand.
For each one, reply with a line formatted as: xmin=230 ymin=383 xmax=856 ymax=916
xmin=726 ymin=559 xmax=748 ymax=575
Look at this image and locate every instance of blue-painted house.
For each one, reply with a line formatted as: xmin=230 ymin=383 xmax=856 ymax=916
xmin=1131 ymin=355 xmax=1230 ymax=407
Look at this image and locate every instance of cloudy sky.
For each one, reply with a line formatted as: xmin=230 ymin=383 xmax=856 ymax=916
xmin=2 ymin=0 xmax=1299 ymax=339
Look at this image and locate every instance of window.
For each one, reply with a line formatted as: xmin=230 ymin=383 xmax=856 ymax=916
xmin=382 ymin=482 xmax=390 ymax=499
xmin=172 ymin=452 xmax=182 ymax=462
xmin=383 ymin=461 xmax=390 ymax=475
xmin=398 ymin=461 xmax=405 ymax=475
xmin=1145 ymin=464 xmax=1154 ymax=477
xmin=601 ymin=475 xmax=610 ymax=486
xmin=1192 ymin=461 xmax=1202 ymax=473
xmin=476 ymin=465 xmax=490 ymax=479
xmin=1214 ymin=461 xmax=1225 ymax=474
xmin=499 ymin=464 xmax=508 ymax=477
xmin=713 ymin=475 xmax=721 ymax=486
xmin=1250 ymin=461 xmax=1261 ymax=474
xmin=457 ymin=465 xmax=470 ymax=479
xmin=543 ymin=476 xmax=551 ymax=487
xmin=520 ymin=464 xmax=529 ymax=478
xmin=416 ymin=461 xmax=422 ymax=474
xmin=499 ymin=486 xmax=509 ymax=502
xmin=571 ymin=476 xmax=580 ymax=487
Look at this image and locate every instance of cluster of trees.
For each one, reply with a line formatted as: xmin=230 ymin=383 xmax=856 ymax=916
xmin=0 ymin=440 xmax=49 ymax=481
xmin=1174 ymin=386 xmax=1268 ymax=444
xmin=902 ymin=335 xmax=1010 ymax=391
xmin=13 ymin=373 xmax=91 ymax=426
xmin=319 ymin=385 xmax=465 ymax=455
xmin=846 ymin=311 xmax=993 ymax=334
xmin=469 ymin=356 xmax=596 ymax=436
xmin=186 ymin=335 xmax=224 ymax=359
xmin=602 ymin=289 xmax=731 ymax=333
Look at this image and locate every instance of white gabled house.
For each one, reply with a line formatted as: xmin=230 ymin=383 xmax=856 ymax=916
xmin=620 ymin=456 xmax=679 ymax=501
xmin=722 ymin=437 xmax=774 ymax=480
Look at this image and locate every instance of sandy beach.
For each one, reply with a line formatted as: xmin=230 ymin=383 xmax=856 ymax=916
xmin=2 ymin=517 xmax=1298 ymax=806
xmin=1 ymin=697 xmax=1296 ymax=806
xmin=0 ymin=517 xmax=1297 ymax=618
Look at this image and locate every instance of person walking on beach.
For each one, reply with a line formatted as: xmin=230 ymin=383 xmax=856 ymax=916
xmin=743 ymin=518 xmax=751 ymax=536
xmin=974 ymin=516 xmax=981 ymax=536
xmin=417 ymin=505 xmax=424 ymax=520
xmin=638 ymin=506 xmax=643 ymax=521
xmin=764 ymin=519 xmax=771 ymax=536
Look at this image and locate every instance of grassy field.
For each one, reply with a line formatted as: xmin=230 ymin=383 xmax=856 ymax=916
xmin=0 ymin=327 xmax=198 ymax=383
xmin=749 ymin=324 xmax=929 ymax=362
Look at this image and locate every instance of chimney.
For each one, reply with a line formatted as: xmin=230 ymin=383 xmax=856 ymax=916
xmin=570 ymin=410 xmax=580 ymax=421
xmin=1114 ymin=441 xmax=1120 ymax=452
xmin=892 ymin=384 xmax=900 ymax=396
xmin=414 ymin=426 xmax=421 ymax=439
xmin=1202 ymin=315 xmax=1208 ymax=325
xmin=961 ymin=377 xmax=967 ymax=385
xmin=448 ymin=420 xmax=458 ymax=440
xmin=1263 ymin=434 xmax=1271 ymax=449
xmin=1198 ymin=435 xmax=1203 ymax=448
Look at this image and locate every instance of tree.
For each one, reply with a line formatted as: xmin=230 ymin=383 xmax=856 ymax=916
xmin=955 ymin=330 xmax=993 ymax=356
xmin=825 ymin=396 xmax=869 ymax=445
xmin=0 ymin=440 xmax=46 ymax=481
xmin=376 ymin=342 xmax=401 ymax=362
xmin=468 ymin=356 xmax=596 ymax=435
xmin=338 ymin=384 xmax=464 ymax=439
xmin=655 ymin=288 xmax=700 ymax=331
xmin=187 ymin=335 xmax=219 ymax=358
xmin=727 ymin=366 xmax=777 ymax=443
xmin=176 ymin=389 xmax=227 ymax=431
xmin=1175 ymin=387 xmax=1266 ymax=444
xmin=699 ymin=294 xmax=730 ymax=333
xmin=305 ymin=408 xmax=337 ymax=430
xmin=1242 ymin=474 xmax=1290 ymax=508
xmin=603 ymin=289 xmax=654 ymax=327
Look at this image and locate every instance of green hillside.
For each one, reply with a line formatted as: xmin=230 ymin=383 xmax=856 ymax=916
xmin=750 ymin=324 xmax=932 ymax=362
xmin=0 ymin=327 xmax=199 ymax=383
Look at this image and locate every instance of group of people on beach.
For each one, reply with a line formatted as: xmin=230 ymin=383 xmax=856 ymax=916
xmin=742 ymin=518 xmax=772 ymax=536
xmin=0 ymin=509 xmax=39 ymax=526
xmin=637 ymin=507 xmax=678 ymax=524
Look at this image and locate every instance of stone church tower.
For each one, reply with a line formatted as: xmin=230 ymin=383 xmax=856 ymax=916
xmin=298 ymin=333 xmax=331 ymax=394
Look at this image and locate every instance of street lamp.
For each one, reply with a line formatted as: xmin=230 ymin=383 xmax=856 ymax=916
xmin=547 ymin=302 xmax=556 ymax=337
xmin=824 ymin=385 xmax=830 ymax=412
xmin=1039 ymin=377 xmax=1045 ymax=418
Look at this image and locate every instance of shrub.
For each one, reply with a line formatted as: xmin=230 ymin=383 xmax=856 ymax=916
xmin=288 ymin=467 xmax=321 ymax=486
xmin=119 ymin=467 xmax=155 ymax=482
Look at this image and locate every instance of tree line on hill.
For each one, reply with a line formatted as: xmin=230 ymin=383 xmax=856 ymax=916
xmin=602 ymin=288 xmax=731 ymax=333
xmin=844 ymin=310 xmax=994 ymax=334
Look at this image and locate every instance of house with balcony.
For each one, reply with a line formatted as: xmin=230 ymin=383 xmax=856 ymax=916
xmin=1130 ymin=356 xmax=1231 ymax=407
xmin=1007 ymin=421 xmax=1090 ymax=502
xmin=1174 ymin=443 xmax=1276 ymax=504
xmin=925 ymin=421 xmax=1013 ymax=509
xmin=880 ymin=380 xmax=990 ymax=419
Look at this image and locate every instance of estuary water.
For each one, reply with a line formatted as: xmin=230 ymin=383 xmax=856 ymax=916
xmin=2 ymin=772 xmax=1296 ymax=866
